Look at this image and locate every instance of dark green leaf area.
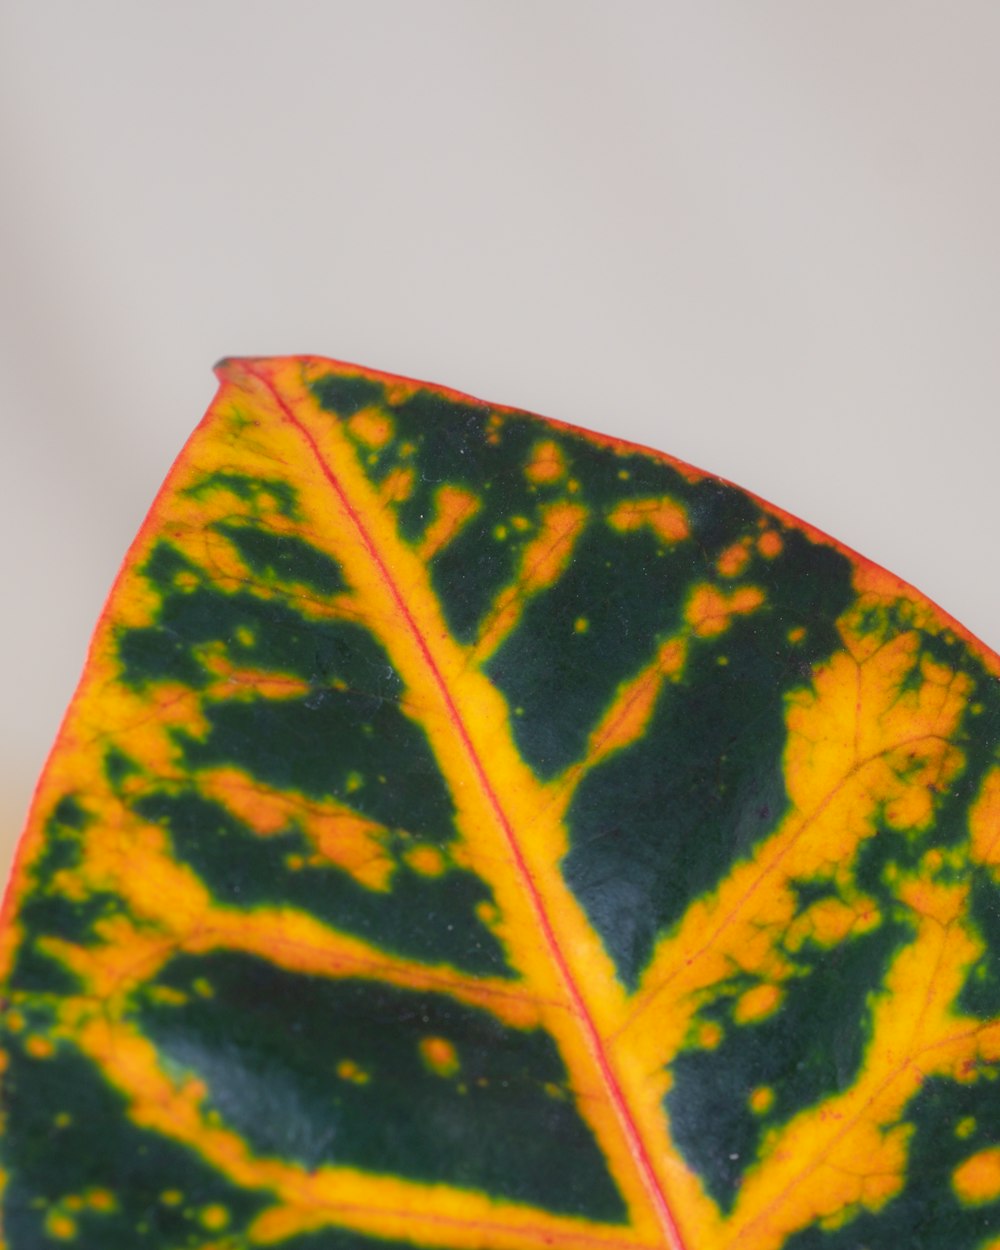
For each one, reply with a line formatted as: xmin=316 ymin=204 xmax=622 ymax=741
xmin=666 ymin=918 xmax=908 ymax=1211
xmin=141 ymin=952 xmax=627 ymax=1222
xmin=562 ymin=542 xmax=852 ymax=988
xmin=1 ymin=1039 xmax=270 ymax=1249
xmin=8 ymin=796 xmax=115 ymax=996
xmin=214 ymin=521 xmax=346 ymax=594
xmin=180 ymin=689 xmax=455 ymax=844
xmin=311 ymin=371 xmax=387 ymax=418
xmin=281 ymin=1231 xmax=449 ymax=1250
xmin=487 ymin=525 xmax=694 ymax=779
xmin=119 ymin=543 xmax=394 ymax=701
xmin=133 ymin=790 xmax=511 ymax=977
xmin=781 ymin=1074 xmax=1000 ymax=1250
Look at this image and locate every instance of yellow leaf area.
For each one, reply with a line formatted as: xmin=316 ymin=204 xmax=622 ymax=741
xmin=2 ymin=356 xmax=999 ymax=1250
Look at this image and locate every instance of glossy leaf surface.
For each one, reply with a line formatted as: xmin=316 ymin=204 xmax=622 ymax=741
xmin=3 ymin=357 xmax=1000 ymax=1250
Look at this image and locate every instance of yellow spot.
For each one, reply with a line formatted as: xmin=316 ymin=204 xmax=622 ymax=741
xmin=786 ymin=894 xmax=879 ymax=951
xmin=200 ymin=1204 xmax=230 ymax=1230
xmin=404 ymin=845 xmax=447 ymax=877
xmin=235 ymin=626 xmax=255 ymax=647
xmin=574 ymin=617 xmax=589 ymax=634
xmin=788 ymin=626 xmax=806 ymax=644
xmin=161 ymin=1190 xmax=183 ymax=1206
xmin=193 ymin=979 xmax=213 ymax=998
xmin=55 ymin=1112 xmax=72 ymax=1128
xmin=419 ymin=1036 xmax=460 ymax=1078
xmin=608 ymin=496 xmax=689 ymax=545
xmin=5 ymin=1011 xmax=24 ymax=1033
xmin=734 ymin=983 xmax=782 ymax=1024
xmin=758 ymin=529 xmax=783 ymax=558
xmin=749 ymin=1086 xmax=774 ymax=1114
xmin=956 ymin=1117 xmax=976 ymax=1139
xmin=347 ymin=409 xmax=393 ymax=448
xmin=336 ymin=1059 xmax=370 ymax=1085
xmin=717 ymin=540 xmax=751 ymax=578
xmin=87 ymin=1189 xmax=115 ymax=1212
xmin=698 ymin=1021 xmax=723 ymax=1049
xmin=346 ymin=771 xmax=363 ymax=793
xmin=25 ymin=1035 xmax=54 ymax=1059
xmin=953 ymin=1147 xmax=1000 ymax=1205
xmin=46 ymin=1213 xmax=77 ymax=1240
xmin=686 ymin=584 xmax=766 ymax=638
xmin=525 ymin=440 xmax=566 ymax=484
xmin=417 ymin=485 xmax=480 ymax=561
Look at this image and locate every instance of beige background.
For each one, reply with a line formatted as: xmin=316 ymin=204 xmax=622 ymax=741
xmin=2 ymin=2 xmax=999 ymax=880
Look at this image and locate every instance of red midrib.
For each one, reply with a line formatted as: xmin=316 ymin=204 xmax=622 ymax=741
xmin=250 ymin=365 xmax=687 ymax=1250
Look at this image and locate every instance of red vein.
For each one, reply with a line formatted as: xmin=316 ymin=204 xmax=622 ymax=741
xmin=249 ymin=365 xmax=687 ymax=1250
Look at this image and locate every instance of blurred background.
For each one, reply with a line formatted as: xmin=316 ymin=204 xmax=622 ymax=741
xmin=2 ymin=2 xmax=999 ymax=877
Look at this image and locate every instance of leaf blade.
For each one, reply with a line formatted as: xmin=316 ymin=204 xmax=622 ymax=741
xmin=3 ymin=355 xmax=999 ymax=1250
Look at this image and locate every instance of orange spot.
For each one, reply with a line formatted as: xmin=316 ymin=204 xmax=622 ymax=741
xmin=336 ymin=1059 xmax=370 ymax=1085
xmin=685 ymin=584 xmax=766 ymax=637
xmin=749 ymin=1086 xmax=774 ymax=1114
xmin=46 ymin=1214 xmax=76 ymax=1240
xmin=734 ymin=983 xmax=782 ymax=1024
xmin=87 ymin=1190 xmax=115 ymax=1212
xmin=417 ymin=486 xmax=480 ymax=561
xmin=6 ymin=1011 xmax=24 ymax=1033
xmin=25 ymin=1035 xmax=54 ymax=1059
xmin=347 ymin=410 xmax=393 ymax=448
xmin=608 ymin=496 xmax=689 ymax=545
xmin=419 ymin=1036 xmax=460 ymax=1078
xmin=717 ymin=540 xmax=751 ymax=578
xmin=525 ymin=440 xmax=566 ymax=484
xmin=758 ymin=530 xmax=783 ymax=558
xmin=788 ymin=626 xmax=806 ymax=644
xmin=404 ymin=845 xmax=447 ymax=877
xmin=698 ymin=1021 xmax=723 ymax=1049
xmin=953 ymin=1148 xmax=1000 ymax=1205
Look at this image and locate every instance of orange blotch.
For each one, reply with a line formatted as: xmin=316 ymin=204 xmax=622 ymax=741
xmin=734 ymin=983 xmax=782 ymax=1024
xmin=686 ymin=584 xmax=766 ymax=638
xmin=717 ymin=540 xmax=751 ymax=578
xmin=87 ymin=1190 xmax=115 ymax=1212
xmin=953 ymin=1148 xmax=1000 ymax=1205
xmin=475 ymin=503 xmax=587 ymax=658
xmin=379 ymin=466 xmax=414 ymax=505
xmin=404 ymin=845 xmax=447 ymax=877
xmin=417 ymin=486 xmax=481 ymax=561
xmin=698 ymin=1021 xmax=723 ymax=1050
xmin=970 ymin=767 xmax=1000 ymax=871
xmin=199 ymin=768 xmax=395 ymax=891
xmin=608 ymin=496 xmax=689 ymax=545
xmin=25 ymin=1035 xmax=54 ymax=1059
xmin=758 ymin=530 xmax=783 ymax=558
xmin=419 ymin=1036 xmax=460 ymax=1078
xmin=347 ymin=409 xmax=393 ymax=448
xmin=524 ymin=440 xmax=566 ymax=484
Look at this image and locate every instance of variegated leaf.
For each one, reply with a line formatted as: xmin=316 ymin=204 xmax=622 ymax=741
xmin=3 ymin=357 xmax=999 ymax=1250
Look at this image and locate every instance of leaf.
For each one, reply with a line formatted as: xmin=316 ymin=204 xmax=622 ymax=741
xmin=2 ymin=355 xmax=999 ymax=1250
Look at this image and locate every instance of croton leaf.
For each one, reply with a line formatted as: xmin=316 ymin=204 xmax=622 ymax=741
xmin=3 ymin=357 xmax=1000 ymax=1250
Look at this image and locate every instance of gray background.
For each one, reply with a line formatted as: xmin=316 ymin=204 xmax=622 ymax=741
xmin=2 ymin=2 xmax=999 ymax=877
